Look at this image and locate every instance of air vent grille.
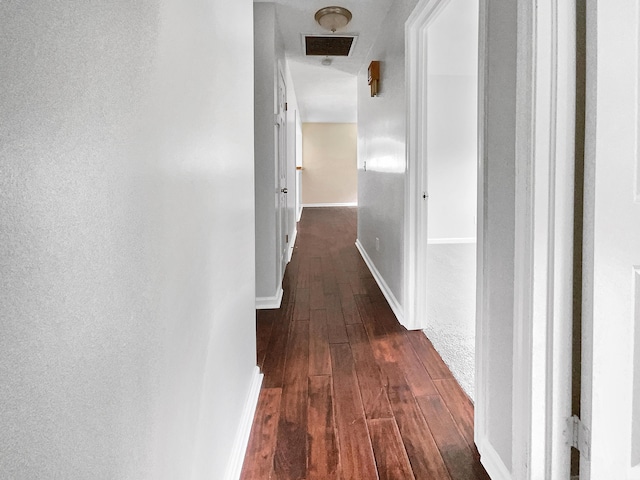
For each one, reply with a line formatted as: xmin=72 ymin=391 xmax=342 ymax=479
xmin=304 ymin=35 xmax=356 ymax=56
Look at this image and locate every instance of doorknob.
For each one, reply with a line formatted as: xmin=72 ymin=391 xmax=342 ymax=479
xmin=281 ymin=188 xmax=288 ymax=194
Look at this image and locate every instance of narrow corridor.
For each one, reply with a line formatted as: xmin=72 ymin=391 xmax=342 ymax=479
xmin=240 ymin=207 xmax=490 ymax=480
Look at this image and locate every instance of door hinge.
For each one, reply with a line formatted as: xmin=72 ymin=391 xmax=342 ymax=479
xmin=285 ymin=234 xmax=289 ymax=243
xmin=566 ymin=415 xmax=591 ymax=460
xmin=285 ymin=102 xmax=288 ymax=111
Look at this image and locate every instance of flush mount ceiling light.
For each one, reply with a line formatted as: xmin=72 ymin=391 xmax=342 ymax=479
xmin=314 ymin=6 xmax=353 ymax=33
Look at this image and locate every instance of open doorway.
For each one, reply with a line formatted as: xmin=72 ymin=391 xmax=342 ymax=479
xmin=424 ymin=0 xmax=479 ymax=398
xmin=405 ymin=0 xmax=479 ymax=398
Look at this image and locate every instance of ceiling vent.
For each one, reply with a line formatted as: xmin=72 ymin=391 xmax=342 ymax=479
xmin=303 ymin=35 xmax=358 ymax=57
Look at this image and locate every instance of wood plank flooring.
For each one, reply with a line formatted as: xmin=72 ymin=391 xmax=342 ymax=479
xmin=240 ymin=207 xmax=489 ymax=480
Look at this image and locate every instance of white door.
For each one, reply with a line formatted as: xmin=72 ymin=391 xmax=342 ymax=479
xmin=581 ymin=1 xmax=640 ymax=478
xmin=276 ymin=68 xmax=289 ymax=282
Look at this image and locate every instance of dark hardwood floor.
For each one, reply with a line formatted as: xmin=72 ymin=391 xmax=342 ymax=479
xmin=240 ymin=207 xmax=489 ymax=480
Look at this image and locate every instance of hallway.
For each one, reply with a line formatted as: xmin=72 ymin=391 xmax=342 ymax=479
xmin=240 ymin=207 xmax=490 ymax=479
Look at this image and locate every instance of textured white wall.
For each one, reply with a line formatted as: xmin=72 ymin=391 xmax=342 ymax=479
xmin=302 ymin=123 xmax=358 ymax=205
xmin=0 ymin=1 xmax=257 ymax=478
xmin=357 ymin=0 xmax=420 ymax=306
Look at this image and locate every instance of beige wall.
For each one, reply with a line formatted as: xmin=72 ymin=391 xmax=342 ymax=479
xmin=302 ymin=123 xmax=357 ymax=205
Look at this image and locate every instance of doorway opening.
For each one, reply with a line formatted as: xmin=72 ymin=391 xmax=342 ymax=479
xmin=405 ymin=0 xmax=479 ymax=398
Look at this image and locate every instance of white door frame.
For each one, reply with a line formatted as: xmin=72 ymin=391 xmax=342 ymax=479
xmin=475 ymin=0 xmax=576 ymax=478
xmin=513 ymin=0 xmax=576 ymax=477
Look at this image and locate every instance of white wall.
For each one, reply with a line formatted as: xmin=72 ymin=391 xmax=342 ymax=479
xmin=357 ymin=0 xmax=420 ymax=307
xmin=0 ymin=1 xmax=257 ymax=478
xmin=426 ymin=81 xmax=477 ymax=238
xmin=426 ymin=0 xmax=478 ymax=241
xmin=426 ymin=76 xmax=477 ymax=240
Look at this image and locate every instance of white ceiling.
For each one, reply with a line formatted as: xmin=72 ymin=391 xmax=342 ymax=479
xmin=256 ymin=0 xmax=395 ymax=123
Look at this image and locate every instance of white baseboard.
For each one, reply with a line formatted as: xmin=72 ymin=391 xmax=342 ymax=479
xmin=288 ymin=228 xmax=298 ymax=262
xmin=354 ymin=239 xmax=404 ymax=325
xmin=256 ymin=287 xmax=283 ymax=310
xmin=427 ymin=237 xmax=477 ymax=244
xmin=223 ymin=366 xmax=264 ymax=480
xmin=476 ymin=435 xmax=512 ymax=480
xmin=301 ymin=202 xmax=357 ymax=207
xmin=296 ymin=204 xmax=303 ymax=222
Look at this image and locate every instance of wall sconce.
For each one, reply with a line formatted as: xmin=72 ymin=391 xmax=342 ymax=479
xmin=368 ymin=61 xmax=380 ymax=97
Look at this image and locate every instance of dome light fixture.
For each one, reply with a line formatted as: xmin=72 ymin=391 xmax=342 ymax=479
xmin=321 ymin=56 xmax=333 ymax=66
xmin=314 ymin=6 xmax=353 ymax=33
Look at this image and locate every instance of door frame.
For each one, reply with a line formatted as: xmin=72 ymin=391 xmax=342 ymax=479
xmin=475 ymin=0 xmax=576 ymax=478
xmin=512 ymin=0 xmax=576 ymax=477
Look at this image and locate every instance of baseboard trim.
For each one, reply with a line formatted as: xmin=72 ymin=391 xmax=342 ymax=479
xmin=301 ymin=202 xmax=357 ymax=207
xmin=476 ymin=435 xmax=511 ymax=480
xmin=427 ymin=237 xmax=477 ymax=244
xmin=288 ymin=228 xmax=298 ymax=262
xmin=256 ymin=287 xmax=283 ymax=310
xmin=296 ymin=205 xmax=303 ymax=222
xmin=223 ymin=366 xmax=264 ymax=480
xmin=354 ymin=239 xmax=404 ymax=325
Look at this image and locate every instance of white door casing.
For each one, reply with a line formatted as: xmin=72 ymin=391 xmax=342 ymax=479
xmin=475 ymin=0 xmax=575 ymax=478
xmin=475 ymin=0 xmax=519 ymax=475
xmin=581 ymin=1 xmax=640 ymax=478
xmin=512 ymin=0 xmax=576 ymax=478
